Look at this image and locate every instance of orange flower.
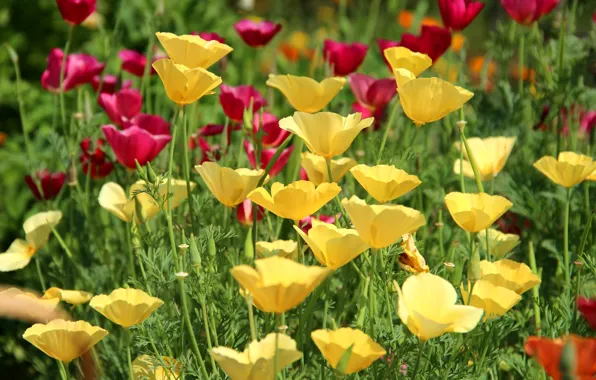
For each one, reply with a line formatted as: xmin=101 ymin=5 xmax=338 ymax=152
xmin=0 ymin=132 xmax=6 ymax=146
xmin=525 ymin=335 xmax=596 ymax=380
xmin=398 ymin=10 xmax=442 ymax=29
xmin=451 ymin=33 xmax=466 ymax=52
xmin=510 ymin=65 xmax=535 ymax=82
xmin=468 ymin=56 xmax=497 ymax=80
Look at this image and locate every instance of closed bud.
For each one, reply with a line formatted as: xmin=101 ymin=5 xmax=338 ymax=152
xmin=67 ymin=158 xmax=78 ymax=186
xmin=135 ymin=159 xmax=147 ymax=181
xmin=131 ymin=222 xmax=142 ymax=249
xmin=244 ymin=228 xmax=254 ymax=259
xmin=208 ymin=233 xmax=217 ymax=257
xmin=178 ymin=243 xmax=189 ymax=256
xmin=242 ymin=98 xmax=254 ymax=132
xmin=146 ymin=162 xmax=158 ymax=184
xmin=189 ymin=234 xmax=202 ymax=271
xmin=467 ymin=243 xmax=481 ymax=282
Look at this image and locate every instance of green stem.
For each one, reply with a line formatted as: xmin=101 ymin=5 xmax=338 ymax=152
xmin=180 ymin=108 xmax=197 ymax=232
xmin=35 ymin=258 xmax=47 ymax=291
xmin=274 ymin=315 xmax=281 ymax=377
xmin=379 ymin=249 xmax=396 ymax=341
xmin=557 ymin=0 xmax=568 ymax=76
xmin=59 ymin=25 xmax=75 ymax=146
xmin=459 ymin=133 xmax=466 ymax=193
xmin=57 ymin=360 xmax=68 ymax=380
xmin=376 ymin=97 xmax=400 ymax=165
xmin=125 ymin=224 xmax=136 ymax=280
xmin=411 ymin=340 xmax=426 ymax=379
xmin=528 ymin=240 xmax=541 ymax=335
xmin=518 ymin=33 xmax=525 ymax=96
xmin=368 ymin=249 xmax=377 ymax=337
xmin=247 ymin=295 xmax=258 ymax=341
xmin=570 ymin=262 xmax=582 ymax=332
xmin=201 ymin=301 xmax=217 ymax=371
xmin=459 ymin=128 xmax=484 ymax=193
xmin=126 ymin=329 xmax=134 ymax=380
xmin=563 ymin=188 xmax=571 ymax=286
xmin=485 ymin=229 xmax=491 ymax=261
xmin=325 ymin=157 xmax=348 ymax=227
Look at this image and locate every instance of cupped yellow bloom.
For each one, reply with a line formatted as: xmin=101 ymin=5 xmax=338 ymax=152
xmin=0 ymin=211 xmax=62 ymax=272
xmin=454 ymin=137 xmax=516 ymax=181
xmin=230 ymin=256 xmax=332 ymax=313
xmin=301 ymin=152 xmax=356 ymax=185
xmin=132 ymin=355 xmax=182 ymax=380
xmin=156 ymin=32 xmax=233 ymax=69
xmin=398 ymin=234 xmax=429 ymax=274
xmin=461 ymin=280 xmax=521 ymax=321
xmin=294 ymin=219 xmax=369 ymax=269
xmin=533 ymin=151 xmax=596 ymax=188
xmin=479 ymin=259 xmax=541 ymax=295
xmin=350 ymin=164 xmax=421 ymax=203
xmin=394 ymin=273 xmax=483 ymax=341
xmin=23 ymin=319 xmax=108 ymax=362
xmin=99 ymin=182 xmax=160 ymax=223
xmin=394 ymin=68 xmax=473 ymax=126
xmin=341 ymin=196 xmax=425 ymax=249
xmin=0 ymin=287 xmax=61 ymax=315
xmin=130 ymin=179 xmax=196 ymax=211
xmin=266 ymin=74 xmax=346 ymax=113
xmin=210 ymin=333 xmax=302 ymax=380
xmin=90 ymin=288 xmax=164 ymax=328
xmin=42 ymin=287 xmax=92 ymax=306
xmin=279 ymin=112 xmax=373 ymax=159
xmin=248 ymin=181 xmax=341 ymax=221
xmin=311 ymin=328 xmax=386 ymax=374
xmin=383 ymin=47 xmax=432 ymax=76
xmin=153 ymin=58 xmax=222 ymax=105
xmin=477 ymin=229 xmax=520 ymax=258
xmin=588 ymin=168 xmax=596 ymax=181
xmin=256 ymin=240 xmax=298 ymax=259
xmin=196 ymin=162 xmax=264 ymax=208
xmin=444 ymin=192 xmax=512 ymax=233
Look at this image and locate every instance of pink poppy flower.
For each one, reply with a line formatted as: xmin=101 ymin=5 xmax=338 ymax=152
xmin=253 ymin=112 xmax=289 ymax=148
xmin=25 ymin=169 xmax=66 ymax=200
xmin=98 ymin=88 xmax=143 ymax=126
xmin=236 ymin=199 xmax=264 ymax=226
xmin=298 ymin=214 xmax=336 ymax=233
xmin=79 ymin=138 xmax=114 ymax=179
xmin=118 ymin=49 xmax=157 ymax=77
xmin=219 ymin=84 xmax=267 ymax=122
xmin=243 ymin=140 xmax=294 ymax=177
xmin=501 ymin=0 xmax=560 ymax=25
xmin=128 ymin=114 xmax=170 ymax=135
xmin=41 ymin=48 xmax=105 ymax=93
xmin=348 ymin=73 xmax=396 ymax=111
xmin=234 ymin=19 xmax=282 ymax=47
xmin=377 ymin=26 xmax=452 ymax=68
xmin=352 ymin=102 xmax=386 ymax=130
xmin=438 ymin=0 xmax=485 ymax=30
xmin=102 ymin=124 xmax=171 ymax=169
xmin=191 ymin=31 xmax=226 ymax=43
xmin=323 ymin=39 xmax=368 ymax=76
xmin=91 ymin=74 xmax=132 ymax=94
xmin=56 ymin=0 xmax=96 ymax=25
xmin=189 ymin=136 xmax=223 ymax=164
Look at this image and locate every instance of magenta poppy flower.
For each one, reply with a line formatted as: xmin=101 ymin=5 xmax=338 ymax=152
xmin=348 ymin=73 xmax=396 ymax=110
xmin=236 ymin=199 xmax=264 ymax=226
xmin=500 ymin=0 xmax=559 ymax=25
xmin=234 ymin=19 xmax=282 ymax=47
xmin=401 ymin=25 xmax=452 ymax=62
xmin=580 ymin=111 xmax=596 ymax=136
xmin=25 ymin=170 xmax=66 ymax=200
xmin=298 ymin=214 xmax=336 ymax=233
xmin=129 ymin=114 xmax=170 ymax=135
xmin=253 ymin=112 xmax=289 ymax=148
xmin=102 ymin=125 xmax=171 ymax=169
xmin=191 ymin=31 xmax=226 ymax=43
xmin=323 ymin=40 xmax=368 ymax=76
xmin=91 ymin=74 xmax=132 ymax=94
xmin=300 ymin=168 xmax=309 ymax=181
xmin=41 ymin=49 xmax=105 ymax=93
xmin=577 ymin=297 xmax=596 ymax=330
xmin=243 ymin=140 xmax=294 ymax=177
xmin=56 ymin=0 xmax=96 ymax=25
xmin=219 ymin=84 xmax=267 ymax=122
xmin=200 ymin=124 xmax=226 ymax=136
xmin=377 ymin=38 xmax=401 ymax=69
xmin=118 ymin=49 xmax=157 ymax=77
xmin=98 ymin=88 xmax=143 ymax=126
xmin=189 ymin=136 xmax=224 ymax=164
xmin=79 ymin=138 xmax=114 ymax=179
xmin=352 ymin=102 xmax=386 ymax=130
xmin=439 ymin=0 xmax=485 ymax=30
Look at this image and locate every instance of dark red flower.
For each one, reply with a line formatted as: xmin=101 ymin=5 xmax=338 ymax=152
xmin=25 ymin=170 xmax=66 ymax=200
xmin=377 ymin=38 xmax=401 ymax=69
xmin=102 ymin=124 xmax=171 ymax=169
xmin=118 ymin=49 xmax=157 ymax=77
xmin=189 ymin=136 xmax=225 ymax=164
xmin=298 ymin=214 xmax=336 ymax=233
xmin=56 ymin=0 xmax=96 ymax=25
xmin=501 ymin=0 xmax=560 ymax=25
xmin=41 ymin=49 xmax=105 ymax=93
xmin=219 ymin=84 xmax=266 ymax=122
xmin=400 ymin=25 xmax=452 ymax=62
xmin=98 ymin=88 xmax=143 ymax=126
xmin=243 ymin=141 xmax=294 ymax=177
xmin=348 ymin=73 xmax=396 ymax=110
xmin=195 ymin=31 xmax=226 ymax=43
xmin=129 ymin=114 xmax=170 ymax=135
xmin=200 ymin=124 xmax=226 ymax=136
xmin=236 ymin=199 xmax=264 ymax=226
xmin=578 ymin=297 xmax=596 ymax=330
xmin=91 ymin=74 xmax=132 ymax=94
xmin=439 ymin=0 xmax=485 ymax=30
xmin=495 ymin=211 xmax=531 ymax=235
xmin=253 ymin=112 xmax=289 ymax=148
xmin=234 ymin=19 xmax=282 ymax=47
xmin=79 ymin=138 xmax=114 ymax=179
xmin=323 ymin=40 xmax=368 ymax=76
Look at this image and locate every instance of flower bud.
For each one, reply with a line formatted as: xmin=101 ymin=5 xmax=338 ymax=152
xmin=244 ymin=228 xmax=254 ymax=259
xmin=135 ymin=159 xmax=148 ymax=181
xmin=67 ymin=158 xmax=78 ymax=186
xmin=467 ymin=243 xmax=481 ymax=282
xmin=189 ymin=234 xmax=202 ymax=272
xmin=146 ymin=162 xmax=158 ymax=184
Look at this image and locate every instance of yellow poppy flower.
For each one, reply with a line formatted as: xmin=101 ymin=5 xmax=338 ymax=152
xmin=23 ymin=319 xmax=108 ymax=362
xmin=311 ymin=328 xmax=386 ymax=374
xmin=42 ymin=287 xmax=93 ymax=306
xmin=294 ymin=219 xmax=369 ymax=269
xmin=130 ymin=179 xmax=196 ymax=211
xmin=196 ymin=162 xmax=264 ymax=208
xmin=461 ymin=280 xmax=521 ymax=321
xmin=533 ymin=151 xmax=596 ymax=188
xmin=256 ymin=240 xmax=298 ymax=259
xmin=156 ymin=32 xmax=233 ymax=69
xmin=444 ymin=192 xmax=512 ymax=233
xmin=153 ymin=58 xmax=222 ymax=105
xmin=301 ymin=152 xmax=356 ymax=185
xmin=90 ymin=288 xmax=164 ymax=328
xmin=210 ymin=333 xmax=302 ymax=380
xmin=98 ymin=182 xmax=160 ymax=223
xmin=394 ymin=68 xmax=473 ymax=126
xmin=453 ymin=137 xmax=516 ymax=181
xmin=587 ymin=169 xmax=596 ymax=181
xmin=0 ymin=287 xmax=61 ymax=316
xmin=479 ymin=259 xmax=541 ymax=295
xmin=279 ymin=112 xmax=373 ymax=159
xmin=132 ymin=355 xmax=182 ymax=380
xmin=230 ymin=256 xmax=332 ymax=313
xmin=350 ymin=164 xmax=421 ymax=203
xmin=266 ymin=74 xmax=346 ymax=113
xmin=341 ymin=196 xmax=425 ymax=249
xmin=0 ymin=211 xmax=62 ymax=272
xmin=394 ymin=273 xmax=483 ymax=341
xmin=383 ymin=47 xmax=432 ymax=76
xmin=476 ymin=229 xmax=520 ymax=259
xmin=248 ymin=181 xmax=341 ymax=221
xmin=398 ymin=234 xmax=429 ymax=274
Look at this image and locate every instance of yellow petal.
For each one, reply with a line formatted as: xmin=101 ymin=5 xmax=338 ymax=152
xmin=384 ymin=47 xmax=432 ymax=76
xmin=461 ymin=280 xmax=521 ymax=321
xmin=0 ymin=239 xmax=35 ymax=272
xmin=444 ymin=192 xmax=512 ymax=233
xmin=398 ymin=234 xmax=429 ymax=274
xmin=156 ymin=32 xmax=233 ymax=69
xmin=256 ymin=240 xmax=298 ymax=259
xmin=153 ymin=59 xmax=222 ymax=105
xmin=350 ymin=164 xmax=421 ymax=203
xmin=23 ymin=211 xmax=63 ymax=250
xmin=196 ymin=162 xmax=264 ymax=207
xmin=477 ymin=229 xmax=520 ymax=258
xmin=42 ymin=287 xmax=93 ymax=306
xmin=479 ymin=259 xmax=541 ymax=294
xmin=533 ymin=152 xmax=596 ymax=188
xmin=301 ymin=152 xmax=356 ymax=185
xmin=99 ymin=182 xmax=132 ymax=222
xmin=132 ymin=355 xmax=182 ymax=380
xmin=210 ymin=347 xmax=252 ymax=380
xmin=266 ymin=74 xmax=345 ymax=113
xmin=393 ymin=68 xmax=417 ymax=88
xmin=90 ymin=288 xmax=164 ymax=328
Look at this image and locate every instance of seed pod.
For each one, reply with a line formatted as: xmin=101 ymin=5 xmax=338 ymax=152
xmin=207 ymin=231 xmax=217 ymax=257
xmin=146 ymin=162 xmax=158 ymax=184
xmin=189 ymin=234 xmax=202 ymax=271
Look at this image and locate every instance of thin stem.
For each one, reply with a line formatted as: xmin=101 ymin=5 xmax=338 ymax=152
xmin=459 ymin=133 xmax=466 ymax=193
xmin=379 ymin=249 xmax=396 ymax=341
xmin=518 ymin=33 xmax=525 ymax=96
xmin=485 ymin=229 xmax=491 ymax=261
xmin=557 ymin=0 xmax=568 ymax=76
xmin=126 ymin=329 xmax=134 ymax=380
xmin=528 ymin=240 xmax=541 ymax=335
xmin=563 ymin=188 xmax=571 ymax=286
xmin=411 ymin=340 xmax=425 ymax=379
xmin=376 ymin=100 xmax=400 ymax=165
xmin=459 ymin=128 xmax=484 ymax=193
xmin=201 ymin=302 xmax=217 ymax=371
xmin=247 ymin=295 xmax=258 ymax=341
xmin=125 ymin=224 xmax=136 ymax=280
xmin=274 ymin=315 xmax=281 ymax=377
xmin=35 ymin=258 xmax=47 ymax=291
xmin=180 ymin=108 xmax=197 ymax=232
xmin=368 ymin=249 xmax=377 ymax=338
xmin=58 ymin=360 xmax=68 ymax=380
xmin=571 ymin=263 xmax=582 ymax=332
xmin=325 ymin=157 xmax=348 ymax=226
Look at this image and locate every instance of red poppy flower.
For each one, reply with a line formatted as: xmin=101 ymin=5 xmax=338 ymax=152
xmin=219 ymin=85 xmax=266 ymax=122
xmin=236 ymin=199 xmax=264 ymax=226
xmin=79 ymin=138 xmax=114 ymax=179
xmin=438 ymin=0 xmax=485 ymax=30
xmin=253 ymin=112 xmax=289 ymax=148
xmin=25 ymin=170 xmax=66 ymax=200
xmin=298 ymin=214 xmax=337 ymax=233
xmin=525 ymin=335 xmax=596 ymax=380
xmin=101 ymin=124 xmax=171 ymax=169
xmin=323 ymin=39 xmax=368 ymax=76
xmin=577 ymin=298 xmax=596 ymax=330
xmin=91 ymin=74 xmax=132 ymax=94
xmin=56 ymin=0 xmax=96 ymax=25
xmin=234 ymin=19 xmax=282 ymax=47
xmin=118 ymin=49 xmax=157 ymax=77
xmin=41 ymin=49 xmax=105 ymax=93
xmin=243 ymin=141 xmax=294 ymax=177
xmin=500 ymin=0 xmax=560 ymax=25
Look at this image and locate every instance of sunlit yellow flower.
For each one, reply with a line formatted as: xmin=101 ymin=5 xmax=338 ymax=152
xmin=341 ymin=196 xmax=425 ymax=249
xmin=248 ymin=181 xmax=341 ymax=221
xmin=279 ymin=112 xmax=373 ymax=159
xmin=196 ymin=162 xmax=264 ymax=208
xmin=153 ymin=58 xmax=222 ymax=105
xmin=0 ymin=287 xmax=60 ymax=315
xmin=350 ymin=164 xmax=421 ymax=203
xmin=90 ymin=288 xmax=164 ymax=328
xmin=588 ymin=169 xmax=596 ymax=181
xmin=479 ymin=259 xmax=541 ymax=295
xmin=394 ymin=273 xmax=483 ymax=340
xmin=533 ymin=151 xmax=596 ymax=188
xmin=23 ymin=319 xmax=108 ymax=362
xmin=394 ymin=68 xmax=473 ymax=126
xmin=311 ymin=328 xmax=386 ymax=374
xmin=266 ymin=74 xmax=346 ymax=113
xmin=0 ymin=211 xmax=62 ymax=272
xmin=230 ymin=256 xmax=332 ymax=313
xmin=453 ymin=137 xmax=516 ymax=181
xmin=42 ymin=287 xmax=92 ymax=306
xmin=294 ymin=219 xmax=369 ymax=269
xmin=210 ymin=333 xmax=302 ymax=380
xmin=132 ymin=355 xmax=182 ymax=380
xmin=444 ymin=192 xmax=512 ymax=233
xmin=301 ymin=152 xmax=356 ymax=185
xmin=98 ymin=182 xmax=160 ymax=223
xmin=156 ymin=32 xmax=233 ymax=69
xmin=398 ymin=234 xmax=429 ymax=274
xmin=383 ymin=47 xmax=432 ymax=76
xmin=461 ymin=280 xmax=521 ymax=321
xmin=477 ymin=229 xmax=520 ymax=258
xmin=129 ymin=179 xmax=196 ymax=212
xmin=256 ymin=240 xmax=298 ymax=259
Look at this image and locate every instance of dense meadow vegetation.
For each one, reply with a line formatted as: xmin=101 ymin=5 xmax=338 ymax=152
xmin=0 ymin=0 xmax=595 ymax=379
